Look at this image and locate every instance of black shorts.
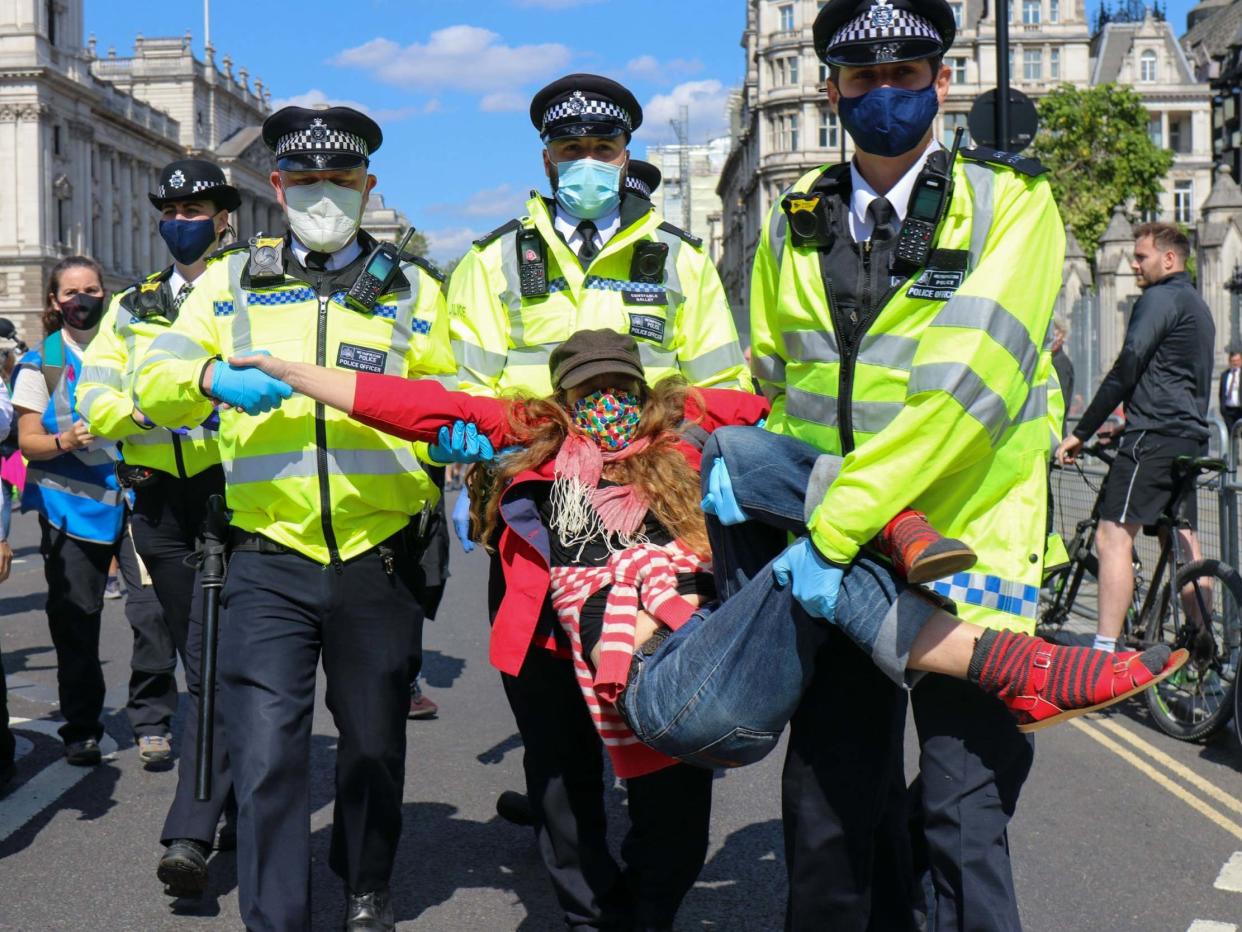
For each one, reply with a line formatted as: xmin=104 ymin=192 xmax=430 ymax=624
xmin=1098 ymin=430 xmax=1205 ymax=529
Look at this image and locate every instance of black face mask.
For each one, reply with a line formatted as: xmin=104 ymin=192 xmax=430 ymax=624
xmin=59 ymin=293 xmax=106 ymax=331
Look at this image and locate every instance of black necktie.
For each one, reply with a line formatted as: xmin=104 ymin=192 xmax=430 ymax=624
xmin=305 ymin=250 xmax=330 ymax=271
xmin=576 ymin=221 xmax=599 ymax=264
xmin=867 ymin=196 xmax=898 ymax=243
xmin=171 ymin=282 xmax=194 ymax=313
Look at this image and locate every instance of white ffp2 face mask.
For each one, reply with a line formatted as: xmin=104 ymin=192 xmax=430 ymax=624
xmin=283 ymin=181 xmax=365 ymax=253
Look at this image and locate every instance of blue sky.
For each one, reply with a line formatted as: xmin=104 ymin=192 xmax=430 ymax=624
xmin=87 ymin=0 xmax=1201 ymax=262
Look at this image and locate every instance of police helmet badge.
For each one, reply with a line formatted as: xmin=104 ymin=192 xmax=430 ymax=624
xmin=309 ymin=117 xmax=328 ymax=141
xmin=567 ymin=90 xmax=587 ymax=116
xmin=168 ymin=170 xmax=186 ymax=189
xmin=869 ymin=0 xmax=895 ymax=28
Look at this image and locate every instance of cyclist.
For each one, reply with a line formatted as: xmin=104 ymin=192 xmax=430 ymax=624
xmin=1056 ymin=222 xmax=1215 ymax=654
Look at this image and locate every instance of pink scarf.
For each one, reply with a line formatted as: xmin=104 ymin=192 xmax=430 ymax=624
xmin=549 ymin=432 xmax=655 ymax=557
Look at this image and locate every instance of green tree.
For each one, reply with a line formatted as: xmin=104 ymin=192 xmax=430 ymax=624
xmin=1030 ymin=83 xmax=1173 ymax=260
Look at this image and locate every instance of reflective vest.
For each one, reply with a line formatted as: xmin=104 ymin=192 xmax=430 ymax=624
xmin=17 ymin=331 xmax=125 ymax=544
xmin=78 ymin=266 xmax=222 ymax=478
xmin=446 ymin=193 xmax=750 ymax=397
xmin=750 ymin=152 xmax=1066 ymax=634
xmin=133 ymin=234 xmax=456 ymax=565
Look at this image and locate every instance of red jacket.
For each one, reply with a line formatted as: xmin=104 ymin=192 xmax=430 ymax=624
xmin=351 ymin=372 xmax=770 ymax=675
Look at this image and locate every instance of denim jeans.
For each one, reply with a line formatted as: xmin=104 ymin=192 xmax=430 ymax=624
xmin=614 ymin=426 xmax=938 ymax=768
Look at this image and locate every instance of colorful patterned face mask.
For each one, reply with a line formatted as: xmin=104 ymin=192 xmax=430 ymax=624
xmin=570 ymin=388 xmax=643 ymax=451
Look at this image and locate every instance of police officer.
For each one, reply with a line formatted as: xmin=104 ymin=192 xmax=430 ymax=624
xmin=446 ymin=73 xmax=749 ymax=930
xmin=625 ymin=158 xmax=662 ymax=200
xmin=134 ymin=106 xmax=455 ymax=932
xmin=744 ymin=1 xmax=1065 ymax=927
xmin=77 ymin=158 xmax=237 ymax=896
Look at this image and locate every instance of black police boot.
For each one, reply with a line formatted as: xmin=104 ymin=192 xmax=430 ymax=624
xmin=345 ymin=887 xmax=394 ymax=931
xmin=64 ymin=737 xmax=101 ymax=766
xmin=496 ymin=790 xmax=535 ymax=827
xmin=157 ymin=838 xmax=210 ymax=898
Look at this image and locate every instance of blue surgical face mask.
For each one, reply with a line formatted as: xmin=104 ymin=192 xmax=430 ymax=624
xmin=159 ymin=217 xmax=218 ymax=265
xmin=554 ymin=158 xmax=623 ymax=220
xmin=836 ymin=84 xmax=939 ymax=158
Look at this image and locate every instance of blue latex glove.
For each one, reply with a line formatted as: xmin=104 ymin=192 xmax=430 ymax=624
xmin=210 ymin=357 xmax=291 ymax=416
xmin=451 ymin=488 xmax=475 ymax=554
xmin=772 ymin=538 xmax=845 ymax=621
xmin=428 ymin=420 xmax=495 ymax=464
xmin=700 ymin=457 xmax=748 ymax=525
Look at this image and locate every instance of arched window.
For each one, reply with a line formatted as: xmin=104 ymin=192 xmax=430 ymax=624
xmin=1140 ymin=49 xmax=1158 ymax=83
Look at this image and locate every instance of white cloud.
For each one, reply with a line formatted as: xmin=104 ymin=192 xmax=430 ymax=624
xmin=480 ymin=92 xmax=527 ymax=113
xmin=332 ymin=26 xmax=573 ymax=99
xmin=431 ymin=183 xmax=530 ymax=220
xmin=625 ymin=55 xmax=703 ymax=83
xmin=638 ymin=80 xmax=732 ymax=144
xmin=424 ymin=227 xmax=484 ymax=263
xmin=267 ymin=88 xmax=436 ymax=123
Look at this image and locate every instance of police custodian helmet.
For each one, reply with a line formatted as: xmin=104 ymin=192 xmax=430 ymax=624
xmin=530 ymin=73 xmax=643 ymax=143
xmin=814 ymin=0 xmax=956 ymax=66
xmin=625 ymin=160 xmax=662 ymax=199
xmin=261 ymin=106 xmax=383 ymax=172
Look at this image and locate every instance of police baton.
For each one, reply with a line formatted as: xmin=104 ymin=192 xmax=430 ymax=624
xmin=195 ymin=494 xmax=229 ymax=802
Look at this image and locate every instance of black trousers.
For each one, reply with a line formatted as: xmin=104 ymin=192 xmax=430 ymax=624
xmin=133 ymin=466 xmax=235 ymax=845
xmin=116 ymin=524 xmax=175 ymax=737
xmin=490 ymin=552 xmax=711 ymax=930
xmin=1 ymin=639 xmax=13 ymax=769
xmin=219 ymin=536 xmax=423 ymax=932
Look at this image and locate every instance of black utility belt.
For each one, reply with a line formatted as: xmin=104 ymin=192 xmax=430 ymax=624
xmin=227 ymin=525 xmax=419 ymax=560
xmin=116 ymin=462 xmax=166 ymax=489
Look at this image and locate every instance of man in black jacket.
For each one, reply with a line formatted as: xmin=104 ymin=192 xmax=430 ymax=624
xmin=1219 ymin=350 xmax=1242 ymax=431
xmin=1056 ymin=222 xmax=1214 ymax=652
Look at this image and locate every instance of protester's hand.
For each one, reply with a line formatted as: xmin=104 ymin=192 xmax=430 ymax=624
xmin=229 ymin=351 xmax=291 ymax=383
xmin=57 ymin=420 xmax=94 ymax=451
xmin=1055 ymin=434 xmax=1083 ymax=466
xmin=210 ymin=351 xmax=292 ymax=415
xmin=0 ymin=538 xmax=11 ymax=583
xmin=452 ymin=488 xmax=475 ymax=554
xmin=428 ymin=420 xmax=495 ymax=464
xmin=772 ymin=538 xmax=844 ymax=621
xmin=701 ymin=458 xmax=748 ymax=525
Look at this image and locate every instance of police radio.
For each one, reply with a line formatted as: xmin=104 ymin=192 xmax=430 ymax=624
xmin=517 ymin=228 xmax=548 ymax=298
xmin=345 ymin=227 xmax=418 ymax=313
xmin=894 ymin=127 xmax=963 ymax=271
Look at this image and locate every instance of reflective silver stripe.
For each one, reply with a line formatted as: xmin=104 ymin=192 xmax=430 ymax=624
xmin=908 ymin=361 xmax=1009 ymax=441
xmin=229 ymin=256 xmax=254 ymax=354
xmin=785 ymin=330 xmax=839 ymax=364
xmin=26 ymin=466 xmax=123 ymax=506
xmin=432 ymin=372 xmax=460 ymax=389
xmin=858 ymin=333 xmax=918 ymax=372
xmin=499 ymin=230 xmax=525 ymax=339
xmin=124 ymin=428 xmax=176 ymax=447
xmin=963 ymin=162 xmax=994 ymax=273
xmin=761 ymin=382 xmax=783 ymax=402
xmin=639 ymin=343 xmax=677 ymax=372
xmin=652 ymin=229 xmax=685 ymax=298
xmin=786 ymin=385 xmax=903 ymax=434
xmin=224 ymin=446 xmax=421 ymax=485
xmin=80 ymin=365 xmax=123 ymax=389
xmin=50 ymin=362 xmax=75 ymax=434
xmin=144 ymin=331 xmax=211 ymax=363
xmin=1015 ymin=383 xmax=1048 ymax=425
xmin=507 ymin=343 xmax=556 ymax=367
xmin=752 ymin=353 xmax=786 ymax=384
xmin=930 ymin=295 xmax=1038 ymax=379
xmin=77 ymin=387 xmax=112 ymax=420
xmin=769 ymin=201 xmax=789 ymax=261
xmin=680 ymin=342 xmax=746 ymax=384
xmin=454 ymin=341 xmax=507 ymax=379
xmin=385 ymin=267 xmax=422 ymax=376
xmin=1043 ymin=317 xmax=1055 ymax=351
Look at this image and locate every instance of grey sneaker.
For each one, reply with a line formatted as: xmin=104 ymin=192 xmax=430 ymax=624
xmin=138 ymin=734 xmax=172 ymax=764
xmin=104 ymin=575 xmax=122 ymax=599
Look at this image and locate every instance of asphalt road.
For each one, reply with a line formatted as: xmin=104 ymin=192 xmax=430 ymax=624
xmin=2 ymin=507 xmax=1240 ymax=931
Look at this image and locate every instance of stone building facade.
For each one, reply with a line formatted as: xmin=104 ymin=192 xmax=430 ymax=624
xmin=644 ymin=136 xmax=731 ymax=262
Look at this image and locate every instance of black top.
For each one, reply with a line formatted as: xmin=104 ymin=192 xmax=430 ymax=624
xmin=1074 ymin=272 xmax=1215 ymax=442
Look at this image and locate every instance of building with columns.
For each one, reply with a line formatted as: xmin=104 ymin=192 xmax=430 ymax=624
xmin=0 ymin=0 xmax=281 ymax=341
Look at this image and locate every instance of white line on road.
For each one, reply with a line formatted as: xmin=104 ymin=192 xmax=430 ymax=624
xmin=0 ymin=731 xmax=120 ymax=845
xmin=1215 ymin=851 xmax=1242 ymax=893
xmin=1186 ymin=922 xmax=1238 ymax=932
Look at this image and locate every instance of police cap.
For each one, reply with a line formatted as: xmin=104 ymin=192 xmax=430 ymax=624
xmin=148 ymin=159 xmax=241 ymax=212
xmin=530 ymin=74 xmax=642 ymax=143
xmin=625 ymin=160 xmax=662 ymax=199
xmin=814 ymin=0 xmax=955 ymax=67
xmin=262 ymin=106 xmax=382 ymax=172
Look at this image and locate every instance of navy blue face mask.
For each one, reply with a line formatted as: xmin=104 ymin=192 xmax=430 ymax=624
xmin=159 ymin=218 xmax=218 ymax=265
xmin=837 ymin=84 xmax=939 ymax=158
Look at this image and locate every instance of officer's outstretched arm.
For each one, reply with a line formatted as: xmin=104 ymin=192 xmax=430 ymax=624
xmin=809 ymin=174 xmax=1066 ymax=565
xmin=444 ymin=247 xmax=508 ymax=397
xmin=132 ymin=271 xmax=223 ymax=428
xmin=748 ymin=203 xmax=789 ymax=416
xmin=673 ymin=250 xmax=750 ymax=392
xmin=78 ymin=298 xmax=145 ymax=440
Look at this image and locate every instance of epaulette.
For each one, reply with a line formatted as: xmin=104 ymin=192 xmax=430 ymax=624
xmin=959 ymin=147 xmax=1048 ymax=178
xmin=204 ymin=242 xmax=248 ymax=264
xmin=657 ymin=221 xmax=703 ymax=249
xmin=473 ymin=219 xmax=522 ymax=249
xmin=402 ymin=253 xmax=445 ymax=283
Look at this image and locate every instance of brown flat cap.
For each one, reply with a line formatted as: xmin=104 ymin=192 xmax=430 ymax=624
xmin=550 ymin=329 xmax=645 ymax=392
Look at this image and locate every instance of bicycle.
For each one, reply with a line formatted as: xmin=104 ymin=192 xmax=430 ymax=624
xmin=1040 ymin=443 xmax=1242 ymax=741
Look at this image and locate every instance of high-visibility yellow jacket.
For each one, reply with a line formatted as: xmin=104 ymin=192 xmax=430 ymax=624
xmin=446 ymin=193 xmax=750 ymax=397
xmin=751 ymin=152 xmax=1065 ymax=633
xmin=78 ymin=266 xmax=221 ymax=479
xmin=133 ymin=233 xmax=456 ymax=565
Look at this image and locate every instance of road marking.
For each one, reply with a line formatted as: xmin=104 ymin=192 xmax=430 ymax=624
xmin=1067 ymin=719 xmax=1242 ymax=841
xmin=1186 ymin=922 xmax=1237 ymax=932
xmin=1215 ymin=851 xmax=1242 ymax=893
xmin=1093 ymin=718 xmax=1242 ymax=816
xmin=0 ymin=731 xmax=120 ymax=845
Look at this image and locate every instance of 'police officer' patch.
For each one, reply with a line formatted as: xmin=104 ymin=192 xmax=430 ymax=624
xmin=907 ymin=268 xmax=965 ymax=301
xmin=628 ymin=313 xmax=666 ymax=343
xmin=336 ymin=343 xmax=387 ymax=374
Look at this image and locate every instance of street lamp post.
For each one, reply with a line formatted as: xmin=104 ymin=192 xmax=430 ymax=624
xmin=1226 ymin=263 xmax=1242 ymax=352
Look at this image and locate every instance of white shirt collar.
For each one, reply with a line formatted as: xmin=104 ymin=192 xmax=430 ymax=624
xmin=168 ymin=267 xmax=189 ymax=297
xmin=848 ymin=139 xmax=941 ymax=243
xmin=290 ymin=235 xmax=364 ymax=271
xmin=554 ymin=205 xmax=621 ymax=260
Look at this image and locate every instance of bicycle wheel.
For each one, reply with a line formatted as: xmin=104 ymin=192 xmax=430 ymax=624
xmin=1143 ymin=559 xmax=1242 ymax=741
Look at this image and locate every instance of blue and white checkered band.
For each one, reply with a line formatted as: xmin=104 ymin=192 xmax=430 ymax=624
xmin=830 ymin=6 xmax=941 ymax=49
xmin=275 ymin=118 xmax=368 ymax=159
xmin=156 ymin=178 xmax=223 ymax=198
xmin=542 ymin=91 xmax=633 ymax=133
xmin=626 ymin=177 xmax=652 ymax=197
